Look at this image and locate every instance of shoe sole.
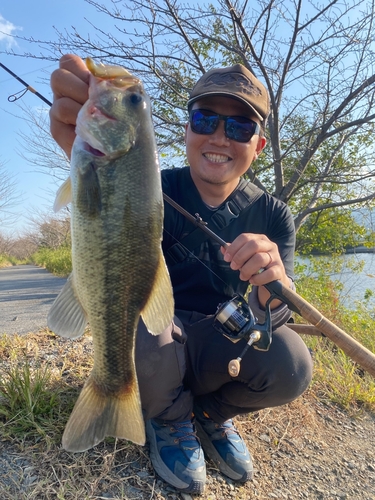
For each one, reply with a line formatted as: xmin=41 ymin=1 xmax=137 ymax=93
xmin=146 ymin=420 xmax=206 ymax=494
xmin=195 ymin=419 xmax=253 ymax=482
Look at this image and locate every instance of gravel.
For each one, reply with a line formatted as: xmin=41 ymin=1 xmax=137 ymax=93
xmin=0 ymin=265 xmax=374 ymax=499
xmin=0 ymin=397 xmax=374 ymax=499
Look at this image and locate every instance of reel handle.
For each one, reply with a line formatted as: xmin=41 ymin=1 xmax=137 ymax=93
xmin=228 ymin=331 xmax=262 ymax=377
xmin=228 ymin=359 xmax=241 ymax=377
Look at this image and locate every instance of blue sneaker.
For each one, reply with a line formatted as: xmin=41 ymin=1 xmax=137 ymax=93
xmin=193 ymin=404 xmax=253 ymax=482
xmin=146 ymin=418 xmax=206 ymax=494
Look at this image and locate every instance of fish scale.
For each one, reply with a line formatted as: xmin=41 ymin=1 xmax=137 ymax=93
xmin=48 ymin=58 xmax=174 ymax=452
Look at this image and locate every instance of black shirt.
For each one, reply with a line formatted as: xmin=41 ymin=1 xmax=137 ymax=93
xmin=162 ymin=167 xmax=295 ymax=315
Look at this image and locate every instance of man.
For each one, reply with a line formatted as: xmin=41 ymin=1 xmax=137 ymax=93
xmin=50 ymin=56 xmax=313 ymax=495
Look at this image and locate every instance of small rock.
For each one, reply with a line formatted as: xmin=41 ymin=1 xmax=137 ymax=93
xmin=24 ymin=475 xmax=38 ymax=486
xmin=259 ymin=434 xmax=271 ymax=443
xmin=337 ymin=492 xmax=348 ymax=499
xmin=97 ymin=494 xmax=111 ymax=499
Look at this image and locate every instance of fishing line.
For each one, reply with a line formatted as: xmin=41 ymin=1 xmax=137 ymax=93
xmin=0 ymin=61 xmax=237 ymax=292
xmin=162 ymin=225 xmax=238 ymax=297
xmin=0 ymin=61 xmax=58 ymax=86
xmin=0 ymin=58 xmax=246 ymax=300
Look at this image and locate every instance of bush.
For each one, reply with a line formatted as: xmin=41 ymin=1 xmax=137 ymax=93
xmin=32 ymin=246 xmax=72 ymax=277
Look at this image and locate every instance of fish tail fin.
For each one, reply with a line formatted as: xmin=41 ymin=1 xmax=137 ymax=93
xmin=62 ymin=375 xmax=145 ymax=452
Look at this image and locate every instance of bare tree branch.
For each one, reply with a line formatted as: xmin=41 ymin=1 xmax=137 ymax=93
xmin=4 ymin=0 xmax=375 ymax=240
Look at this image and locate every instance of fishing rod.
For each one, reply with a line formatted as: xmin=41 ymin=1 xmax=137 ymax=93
xmin=4 ymin=62 xmax=375 ymax=378
xmin=0 ymin=61 xmax=52 ymax=106
xmin=166 ymin=193 xmax=375 ymax=379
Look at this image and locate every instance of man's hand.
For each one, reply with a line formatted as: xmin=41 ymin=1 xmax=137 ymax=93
xmin=221 ymin=233 xmax=291 ymax=309
xmin=50 ymin=54 xmax=90 ymax=159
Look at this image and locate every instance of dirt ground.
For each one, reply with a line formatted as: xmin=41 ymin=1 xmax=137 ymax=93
xmin=0 ymin=267 xmax=374 ymax=499
xmin=0 ymin=392 xmax=374 ymax=500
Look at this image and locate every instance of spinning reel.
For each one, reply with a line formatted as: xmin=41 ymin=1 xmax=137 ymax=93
xmin=213 ymin=294 xmax=273 ymax=377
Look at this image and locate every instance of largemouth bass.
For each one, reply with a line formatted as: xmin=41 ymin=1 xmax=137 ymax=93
xmin=48 ymin=58 xmax=174 ymax=452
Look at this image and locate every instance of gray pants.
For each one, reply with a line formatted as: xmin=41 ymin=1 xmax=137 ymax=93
xmin=135 ymin=310 xmax=313 ymax=424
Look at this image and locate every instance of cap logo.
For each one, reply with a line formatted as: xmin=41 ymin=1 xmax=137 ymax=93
xmin=203 ymin=71 xmax=263 ymax=97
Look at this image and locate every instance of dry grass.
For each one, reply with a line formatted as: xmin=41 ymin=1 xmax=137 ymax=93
xmin=0 ymin=330 xmax=374 ymax=499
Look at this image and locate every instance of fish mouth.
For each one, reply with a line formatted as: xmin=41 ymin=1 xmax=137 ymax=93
xmin=74 ymin=136 xmax=107 ymax=157
xmin=88 ymin=104 xmax=116 ymax=122
xmin=84 ymin=142 xmax=106 ymax=157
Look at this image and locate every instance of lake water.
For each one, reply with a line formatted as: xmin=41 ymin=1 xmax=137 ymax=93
xmin=296 ymin=252 xmax=375 ymax=309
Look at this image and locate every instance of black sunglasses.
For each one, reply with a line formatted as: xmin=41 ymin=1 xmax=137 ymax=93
xmin=189 ymin=108 xmax=260 ymax=143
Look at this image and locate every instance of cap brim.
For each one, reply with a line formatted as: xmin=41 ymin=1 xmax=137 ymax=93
xmin=187 ymin=92 xmax=264 ymax=121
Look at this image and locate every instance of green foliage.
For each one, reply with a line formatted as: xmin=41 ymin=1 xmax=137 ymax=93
xmin=295 ymin=208 xmax=371 ymax=254
xmin=0 ymin=254 xmax=28 ymax=267
xmin=31 ymin=246 xmax=72 ymax=277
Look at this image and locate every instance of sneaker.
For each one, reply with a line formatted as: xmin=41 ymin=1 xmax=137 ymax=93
xmin=146 ymin=418 xmax=206 ymax=494
xmin=193 ymin=404 xmax=253 ymax=482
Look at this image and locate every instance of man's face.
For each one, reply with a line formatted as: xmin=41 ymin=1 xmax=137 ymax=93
xmin=185 ymin=96 xmax=266 ymax=194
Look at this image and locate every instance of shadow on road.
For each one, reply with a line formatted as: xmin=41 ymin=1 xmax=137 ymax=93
xmin=0 ymin=265 xmax=67 ymax=335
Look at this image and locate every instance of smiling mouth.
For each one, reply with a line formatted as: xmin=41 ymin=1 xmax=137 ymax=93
xmin=203 ymin=152 xmax=231 ymax=163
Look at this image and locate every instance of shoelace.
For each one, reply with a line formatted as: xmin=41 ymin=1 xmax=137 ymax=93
xmin=168 ymin=421 xmax=198 ymax=443
xmin=219 ymin=419 xmax=239 ymax=437
xmin=201 ymin=412 xmax=238 ymax=437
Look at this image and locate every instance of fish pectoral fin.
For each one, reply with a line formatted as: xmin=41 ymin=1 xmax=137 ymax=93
xmin=54 ymin=177 xmax=72 ymax=212
xmin=77 ymin=162 xmax=102 ymax=217
xmin=141 ymin=252 xmax=174 ymax=335
xmin=47 ymin=273 xmax=88 ymax=338
xmin=62 ymin=374 xmax=145 ymax=452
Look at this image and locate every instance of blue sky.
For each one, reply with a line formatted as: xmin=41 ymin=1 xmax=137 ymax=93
xmin=0 ymin=1 xmax=116 ymax=236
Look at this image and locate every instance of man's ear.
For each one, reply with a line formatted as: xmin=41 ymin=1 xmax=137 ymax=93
xmin=253 ymin=136 xmax=267 ymax=161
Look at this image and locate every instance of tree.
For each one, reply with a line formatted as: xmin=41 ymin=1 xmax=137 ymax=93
xmin=5 ymin=0 xmax=375 ymax=239
xmin=295 ymin=207 xmax=374 ymax=254
xmin=6 ymin=234 xmax=38 ymax=260
xmin=16 ymin=104 xmax=70 ymax=182
xmin=25 ymin=211 xmax=71 ymax=250
xmin=0 ymin=159 xmax=20 ymax=228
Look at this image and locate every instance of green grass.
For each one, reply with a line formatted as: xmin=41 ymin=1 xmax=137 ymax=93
xmin=294 ymin=255 xmax=375 ymax=411
xmin=31 ymin=246 xmax=72 ymax=277
xmin=0 ymin=331 xmax=90 ymax=445
xmin=0 ymin=358 xmax=61 ymax=440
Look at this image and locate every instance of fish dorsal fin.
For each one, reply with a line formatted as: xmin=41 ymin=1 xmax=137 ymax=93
xmin=47 ymin=273 xmax=88 ymax=338
xmin=54 ymin=177 xmax=72 ymax=212
xmin=141 ymin=252 xmax=174 ymax=335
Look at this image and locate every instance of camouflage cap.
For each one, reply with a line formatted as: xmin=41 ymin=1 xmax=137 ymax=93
xmin=188 ymin=64 xmax=270 ymax=121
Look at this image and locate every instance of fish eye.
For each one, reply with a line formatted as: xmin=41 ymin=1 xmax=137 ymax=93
xmin=129 ymin=93 xmax=142 ymax=105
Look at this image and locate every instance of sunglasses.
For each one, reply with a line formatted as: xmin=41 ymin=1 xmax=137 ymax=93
xmin=189 ymin=108 xmax=260 ymax=143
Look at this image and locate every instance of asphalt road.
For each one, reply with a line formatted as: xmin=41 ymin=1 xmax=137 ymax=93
xmin=0 ymin=265 xmax=67 ymax=335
